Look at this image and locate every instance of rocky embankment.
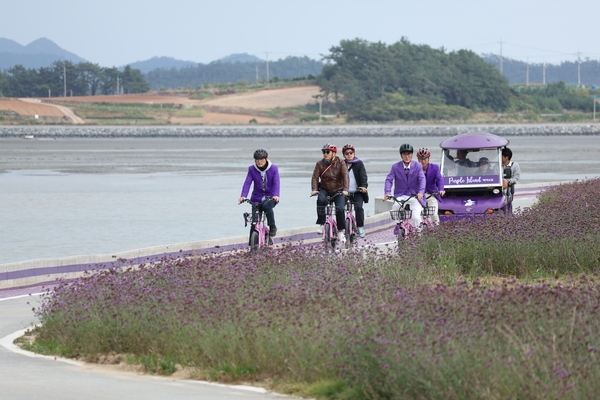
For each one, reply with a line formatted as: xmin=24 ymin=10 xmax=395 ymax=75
xmin=2 ymin=123 xmax=600 ymax=137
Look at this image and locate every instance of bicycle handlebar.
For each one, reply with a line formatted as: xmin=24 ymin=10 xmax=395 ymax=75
xmin=311 ymin=191 xmax=344 ymax=202
xmin=240 ymin=196 xmax=275 ymax=206
xmin=385 ymin=193 xmax=419 ymax=204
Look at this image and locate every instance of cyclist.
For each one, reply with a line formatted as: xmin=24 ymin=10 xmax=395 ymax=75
xmin=342 ymin=144 xmax=369 ymax=238
xmin=238 ymin=149 xmax=280 ymax=237
xmin=311 ymin=143 xmax=349 ymax=243
xmin=502 ymin=147 xmax=521 ymax=213
xmin=384 ymin=143 xmax=426 ymax=230
xmin=416 ymin=147 xmax=445 ymax=225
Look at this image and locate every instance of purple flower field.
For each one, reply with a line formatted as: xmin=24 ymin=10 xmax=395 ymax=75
xmin=31 ymin=179 xmax=600 ymax=399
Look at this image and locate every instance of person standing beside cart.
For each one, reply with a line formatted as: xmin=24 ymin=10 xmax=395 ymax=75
xmin=502 ymin=147 xmax=521 ymax=213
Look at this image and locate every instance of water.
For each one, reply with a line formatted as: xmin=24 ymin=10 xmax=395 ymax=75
xmin=1 ymin=134 xmax=600 ymax=264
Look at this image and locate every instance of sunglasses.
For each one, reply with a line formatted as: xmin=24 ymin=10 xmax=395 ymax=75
xmin=344 ymin=151 xmax=354 ymax=155
xmin=322 ymin=150 xmax=331 ymax=154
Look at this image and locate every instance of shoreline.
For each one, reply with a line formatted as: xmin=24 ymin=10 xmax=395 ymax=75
xmin=2 ymin=123 xmax=600 ymax=138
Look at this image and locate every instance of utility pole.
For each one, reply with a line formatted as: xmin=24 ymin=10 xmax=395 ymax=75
xmin=499 ymin=41 xmax=503 ymax=74
xmin=63 ymin=65 xmax=66 ymax=97
xmin=543 ymin=62 xmax=546 ymax=85
xmin=578 ymin=51 xmax=581 ymax=87
xmin=526 ymin=58 xmax=529 ymax=86
xmin=265 ymin=51 xmax=270 ymax=86
xmin=255 ymin=65 xmax=258 ymax=85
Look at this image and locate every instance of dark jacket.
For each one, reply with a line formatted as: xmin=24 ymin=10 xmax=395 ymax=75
xmin=312 ymin=156 xmax=349 ymax=195
xmin=347 ymin=159 xmax=369 ymax=203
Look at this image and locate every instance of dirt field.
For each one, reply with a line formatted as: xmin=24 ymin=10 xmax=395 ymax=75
xmin=200 ymin=85 xmax=320 ymax=110
xmin=0 ymin=98 xmax=65 ymax=117
xmin=0 ymin=85 xmax=321 ymax=124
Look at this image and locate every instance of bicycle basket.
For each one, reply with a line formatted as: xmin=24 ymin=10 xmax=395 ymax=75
xmin=317 ymin=205 xmax=339 ymax=215
xmin=422 ymin=206 xmax=436 ymax=217
xmin=389 ymin=209 xmax=412 ymax=220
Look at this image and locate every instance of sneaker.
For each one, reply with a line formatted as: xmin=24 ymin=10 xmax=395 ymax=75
xmin=338 ymin=231 xmax=346 ymax=244
xmin=358 ymin=227 xmax=366 ymax=238
xmin=269 ymin=226 xmax=277 ymax=237
xmin=317 ymin=225 xmax=324 ymax=234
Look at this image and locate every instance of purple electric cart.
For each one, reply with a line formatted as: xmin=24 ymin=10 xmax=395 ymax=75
xmin=438 ymin=132 xmax=511 ymax=221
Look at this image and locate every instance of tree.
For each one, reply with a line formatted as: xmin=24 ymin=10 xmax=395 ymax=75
xmin=317 ymin=38 xmax=512 ymax=121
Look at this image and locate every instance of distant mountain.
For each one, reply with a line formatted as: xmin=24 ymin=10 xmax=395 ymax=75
xmin=215 ymin=53 xmax=264 ymax=63
xmin=126 ymin=56 xmax=197 ymax=74
xmin=0 ymin=37 xmax=86 ymax=70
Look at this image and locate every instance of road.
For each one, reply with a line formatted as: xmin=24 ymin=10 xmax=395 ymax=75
xmin=19 ymin=98 xmax=85 ymax=124
xmin=0 ymin=296 xmax=299 ymax=400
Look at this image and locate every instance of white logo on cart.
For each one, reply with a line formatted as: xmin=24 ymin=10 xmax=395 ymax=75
xmin=464 ymin=199 xmax=476 ymax=206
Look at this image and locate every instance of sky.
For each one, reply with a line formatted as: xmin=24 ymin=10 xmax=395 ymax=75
xmin=2 ymin=0 xmax=599 ymax=67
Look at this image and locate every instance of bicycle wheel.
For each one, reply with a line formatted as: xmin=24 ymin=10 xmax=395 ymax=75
xmin=264 ymin=231 xmax=273 ymax=247
xmin=323 ymin=222 xmax=331 ymax=250
xmin=249 ymin=230 xmax=259 ymax=252
xmin=344 ymin=218 xmax=354 ymax=248
xmin=397 ymin=224 xmax=406 ymax=248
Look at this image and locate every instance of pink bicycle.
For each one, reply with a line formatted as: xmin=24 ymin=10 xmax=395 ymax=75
xmin=388 ymin=192 xmax=439 ymax=247
xmin=242 ymin=198 xmax=273 ymax=251
xmin=312 ymin=191 xmax=344 ymax=252
xmin=344 ymin=191 xmax=361 ymax=248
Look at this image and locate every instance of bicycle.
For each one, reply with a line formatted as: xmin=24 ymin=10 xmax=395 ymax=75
xmin=312 ymin=191 xmax=344 ymax=251
xmin=241 ymin=197 xmax=273 ymax=251
xmin=344 ymin=190 xmax=365 ymax=247
xmin=386 ymin=194 xmax=422 ymax=247
xmin=420 ymin=191 xmax=440 ymax=231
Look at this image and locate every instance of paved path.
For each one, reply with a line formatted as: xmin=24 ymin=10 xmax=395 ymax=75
xmin=0 ymin=296 xmax=299 ymax=399
xmin=19 ymin=98 xmax=85 ymax=124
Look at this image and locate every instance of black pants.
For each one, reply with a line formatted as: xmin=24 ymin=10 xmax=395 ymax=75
xmin=349 ymin=193 xmax=365 ymax=228
xmin=257 ymin=199 xmax=277 ymax=227
xmin=316 ymin=188 xmax=346 ymax=231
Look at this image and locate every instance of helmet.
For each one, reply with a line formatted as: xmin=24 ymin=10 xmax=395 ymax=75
xmin=253 ymin=149 xmax=268 ymax=159
xmin=399 ymin=143 xmax=414 ymax=154
xmin=342 ymin=144 xmax=355 ymax=153
xmin=416 ymin=147 xmax=431 ymax=159
xmin=322 ymin=143 xmax=337 ymax=153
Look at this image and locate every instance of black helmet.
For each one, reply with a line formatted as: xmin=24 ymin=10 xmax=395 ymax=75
xmin=399 ymin=143 xmax=414 ymax=154
xmin=253 ymin=149 xmax=268 ymax=159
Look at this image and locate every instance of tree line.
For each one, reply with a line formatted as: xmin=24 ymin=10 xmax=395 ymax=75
xmin=482 ymin=54 xmax=600 ymax=87
xmin=315 ymin=38 xmax=597 ymax=121
xmin=144 ymin=56 xmax=324 ymax=89
xmin=316 ymin=38 xmax=511 ymax=121
xmin=0 ymin=61 xmax=149 ymax=98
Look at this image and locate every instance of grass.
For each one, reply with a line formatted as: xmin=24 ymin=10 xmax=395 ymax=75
xmin=26 ymin=178 xmax=600 ymax=399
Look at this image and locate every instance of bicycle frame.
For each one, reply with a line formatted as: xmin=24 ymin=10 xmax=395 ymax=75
xmin=242 ymin=198 xmax=273 ymax=251
xmin=421 ymin=191 xmax=439 ymax=230
xmin=388 ymin=194 xmax=420 ymax=246
xmin=313 ymin=191 xmax=343 ymax=251
xmin=344 ymin=192 xmax=360 ymax=247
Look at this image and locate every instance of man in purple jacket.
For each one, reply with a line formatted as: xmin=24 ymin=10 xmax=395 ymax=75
xmin=416 ymin=147 xmax=445 ymax=225
xmin=238 ymin=149 xmax=281 ymax=236
xmin=384 ymin=143 xmax=426 ymax=230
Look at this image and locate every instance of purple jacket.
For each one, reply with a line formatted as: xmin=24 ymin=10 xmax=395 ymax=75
xmin=240 ymin=161 xmax=280 ymax=203
xmin=423 ymin=163 xmax=444 ymax=202
xmin=385 ymin=160 xmax=425 ymax=199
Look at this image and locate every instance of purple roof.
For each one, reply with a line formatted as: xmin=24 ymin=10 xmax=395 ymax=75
xmin=439 ymin=132 xmax=509 ymax=150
